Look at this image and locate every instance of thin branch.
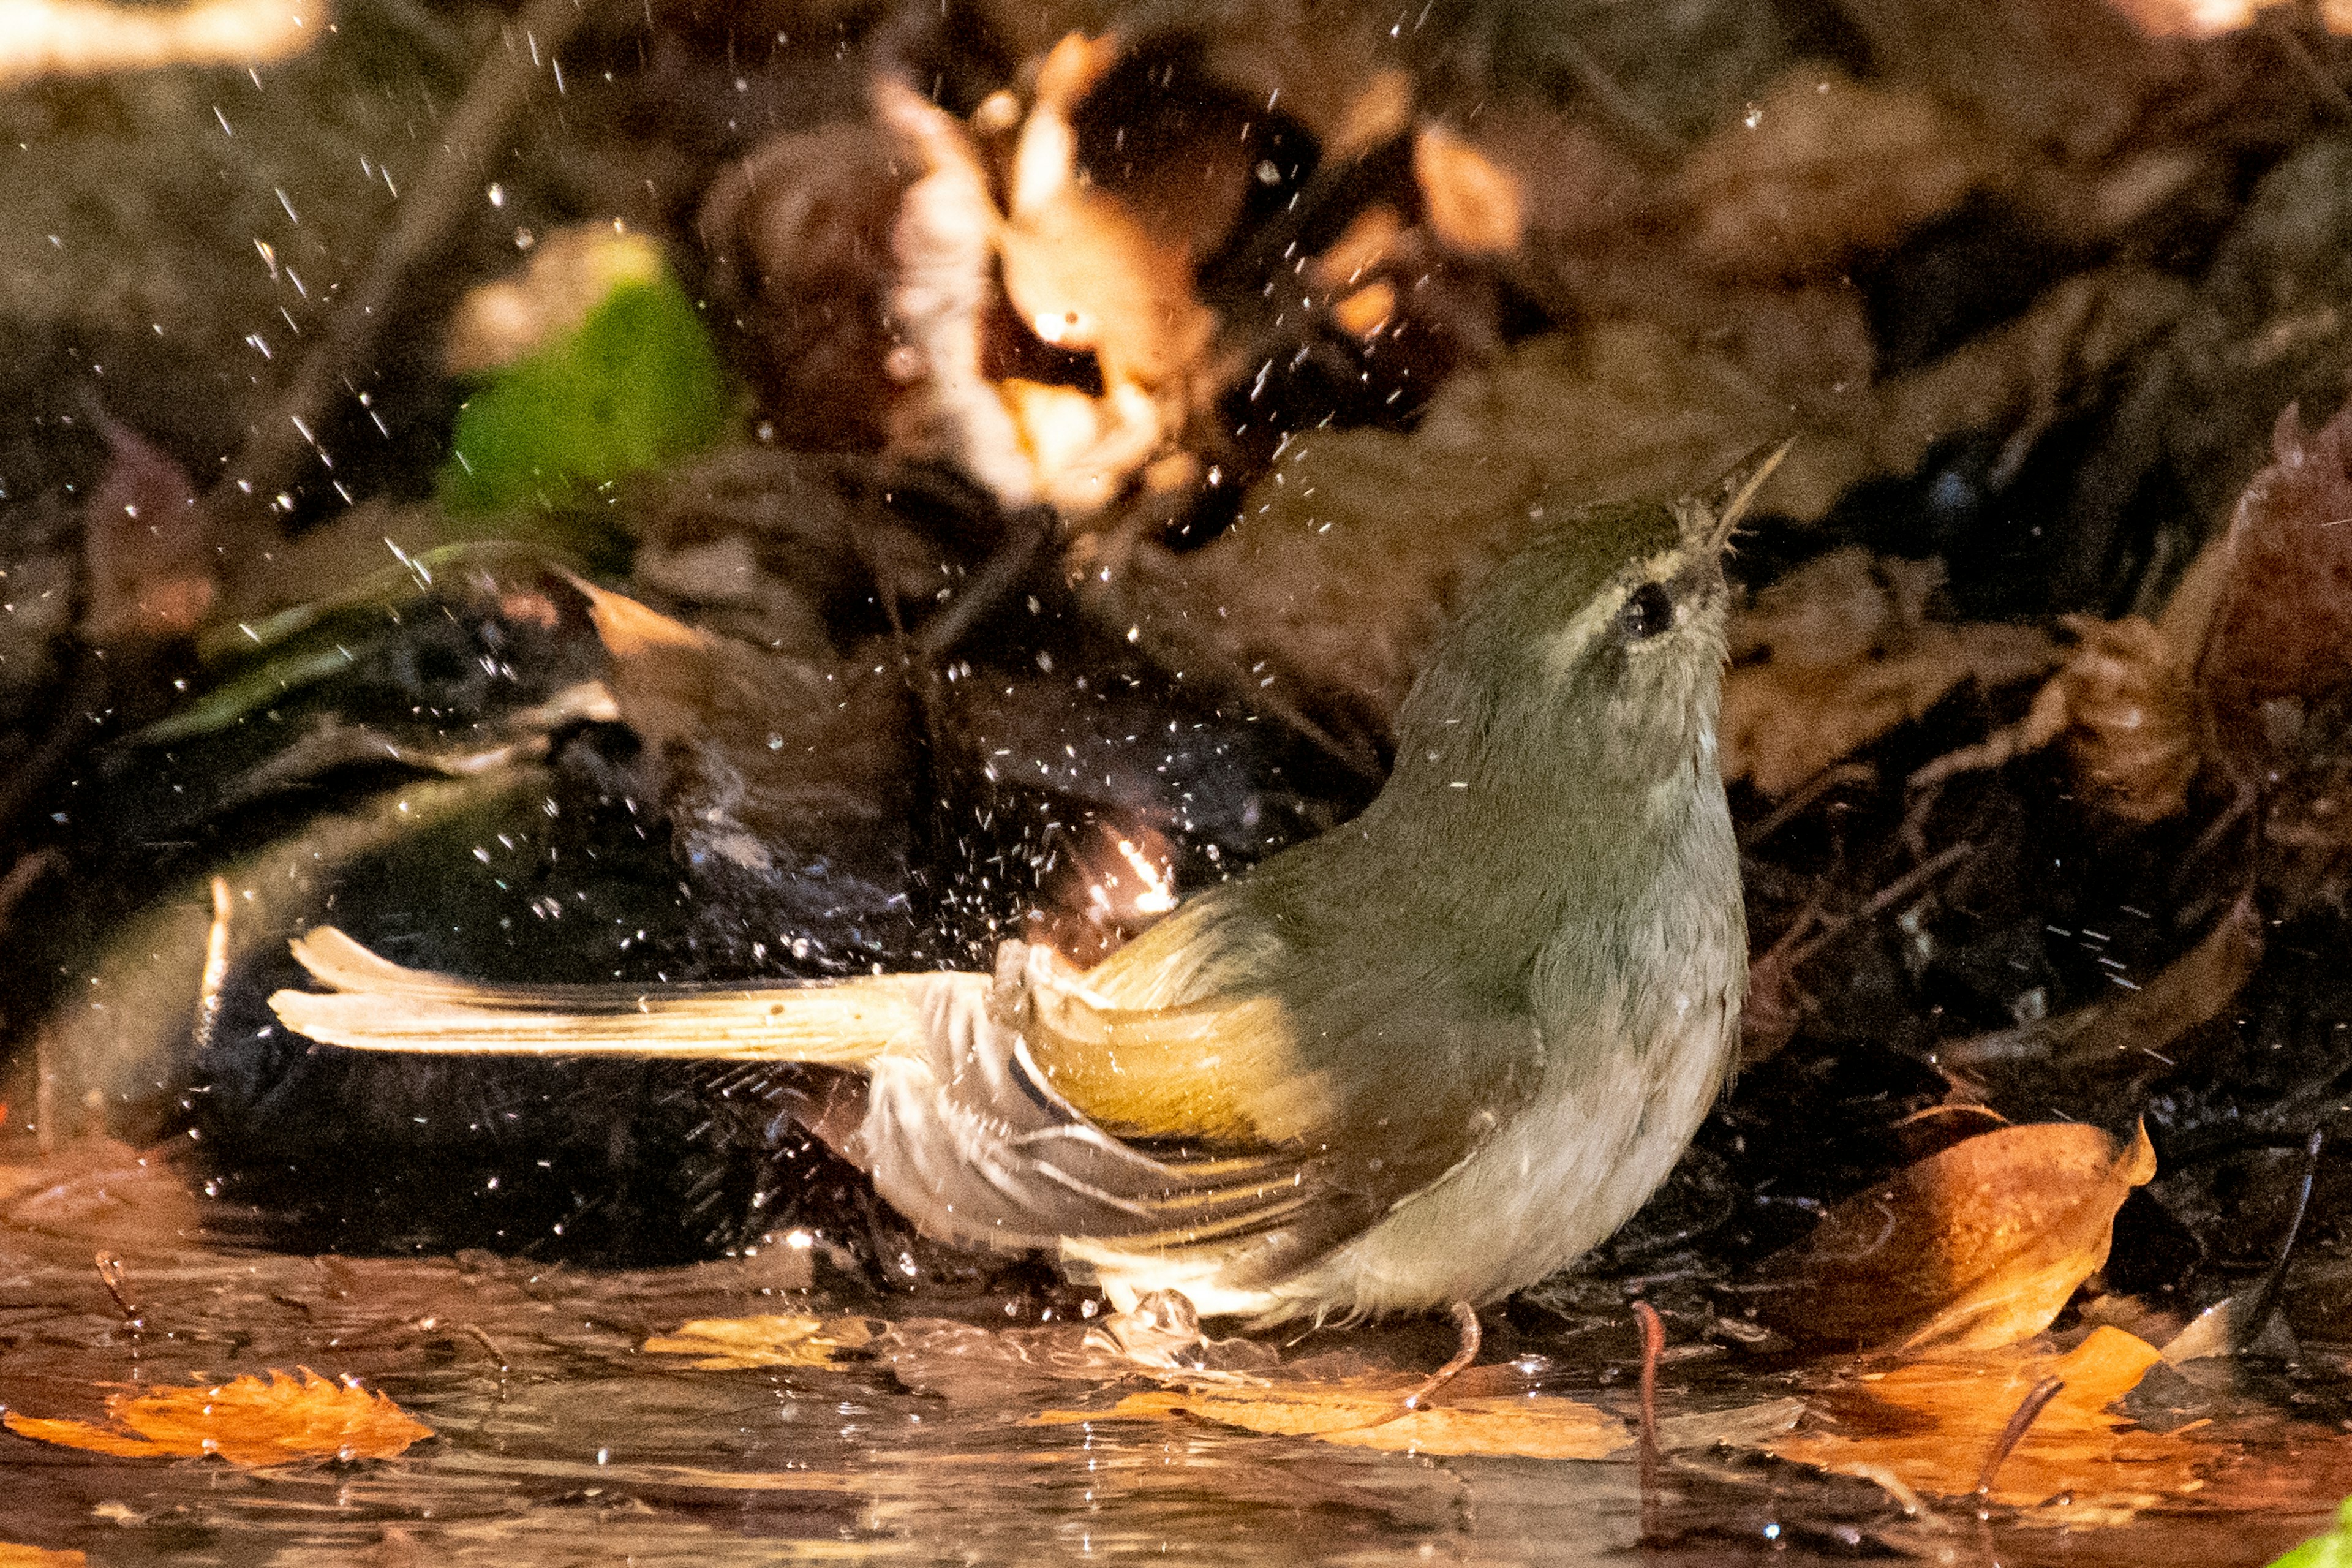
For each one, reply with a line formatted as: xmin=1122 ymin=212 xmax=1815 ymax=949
xmin=203 ymin=0 xmax=597 ymax=533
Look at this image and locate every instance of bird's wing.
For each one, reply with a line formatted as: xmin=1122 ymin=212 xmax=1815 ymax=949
xmin=867 ymin=936 xmax=1544 ymax=1287
xmin=270 ymin=926 xmax=932 ymax=1065
xmin=848 ymin=955 xmax=1369 ymax=1267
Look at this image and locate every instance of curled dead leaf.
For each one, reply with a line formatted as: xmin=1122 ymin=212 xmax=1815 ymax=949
xmin=3 ymin=1370 xmax=429 ymax=1465
xmin=642 ymin=1314 xmax=877 ymax=1370
xmin=1940 ymin=894 xmax=2263 ymax=1076
xmin=2198 ymin=400 xmax=2352 ymax=776
xmin=1751 ymin=1120 xmax=2157 ymax=1352
xmin=2039 ymin=613 xmax=2199 ymax=821
xmin=1765 ymin=1327 xmax=2202 ymax=1519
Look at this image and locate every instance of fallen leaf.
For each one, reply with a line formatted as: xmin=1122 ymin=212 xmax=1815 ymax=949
xmin=1412 ymin=123 xmax=1524 ymax=256
xmin=81 ymin=407 xmax=213 ymax=646
xmin=1829 ymin=0 xmax=2167 ymax=165
xmin=1765 ymin=1327 xmax=2202 ymax=1518
xmin=1038 ymin=1379 xmax=1629 ymax=1460
xmin=2198 ymin=399 xmax=2352 ymax=775
xmin=642 ymin=1313 xmax=877 ymax=1370
xmin=1751 ymin=1121 xmax=2158 ymax=1352
xmin=4 ymin=1370 xmax=430 ymax=1465
xmin=696 ymin=120 xmax=907 ymax=452
xmin=1675 ymin=70 xmax=1996 ymax=282
xmin=437 ymin=230 xmax=730 ymax=518
xmin=0 ymin=1546 xmax=83 ymax=1567
xmin=2270 ymin=1496 xmax=2352 ymax=1566
xmin=1866 ymin=266 xmax=2193 ymax=492
xmin=1722 ymin=549 xmax=2059 ymax=796
xmin=567 ymin=576 xmax=916 ymax=890
xmin=2033 ymin=613 xmax=2200 ymax=821
xmin=2107 ymin=0 xmax=2352 ymax=38
xmin=874 ymin=35 xmax=1217 ymax=522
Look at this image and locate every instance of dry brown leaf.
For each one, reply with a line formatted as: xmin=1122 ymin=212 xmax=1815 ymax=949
xmin=0 ymin=1545 xmax=84 ymax=1567
xmin=696 ymin=121 xmax=905 ymax=452
xmin=1412 ymin=123 xmax=1525 ymax=257
xmin=4 ymin=1370 xmax=429 ymax=1465
xmin=1751 ymin=1121 xmax=2158 ymax=1352
xmin=1676 ymin=70 xmax=1996 ymax=282
xmin=1831 ymin=0 xmax=2168 ymax=165
xmin=565 ymin=576 xmax=914 ymax=878
xmin=1868 ymin=268 xmax=2193 ymax=489
xmin=642 ymin=1313 xmax=877 ymax=1370
xmin=875 ymin=36 xmax=1218 ymax=521
xmin=1765 ymin=1327 xmax=2202 ymax=1518
xmin=2035 ymin=614 xmax=2199 ymax=821
xmin=1722 ymin=549 xmax=2059 ymax=796
xmin=1038 ymin=1380 xmax=1628 ymax=1460
xmin=2198 ymin=399 xmax=2352 ymax=772
xmin=81 ymin=408 xmax=213 ymax=646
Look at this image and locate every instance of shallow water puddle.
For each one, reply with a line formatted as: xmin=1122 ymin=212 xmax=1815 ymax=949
xmin=2 ymin=1140 xmax=2348 ymax=1566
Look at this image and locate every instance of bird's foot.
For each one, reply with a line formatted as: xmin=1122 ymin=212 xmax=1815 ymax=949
xmin=1400 ymin=1301 xmax=1482 ymax=1412
xmin=1085 ymin=1287 xmax=1206 ymax=1368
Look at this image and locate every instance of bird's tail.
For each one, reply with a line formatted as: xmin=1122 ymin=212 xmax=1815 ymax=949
xmin=268 ymin=926 xmax=936 ymax=1064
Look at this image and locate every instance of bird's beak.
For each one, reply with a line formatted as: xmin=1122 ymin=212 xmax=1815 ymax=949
xmin=1698 ymin=437 xmax=1795 ymax=557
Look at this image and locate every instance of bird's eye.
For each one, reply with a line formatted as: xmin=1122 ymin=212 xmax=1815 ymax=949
xmin=1617 ymin=582 xmax=1675 ymax=640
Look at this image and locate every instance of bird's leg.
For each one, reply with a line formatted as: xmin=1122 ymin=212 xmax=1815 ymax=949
xmin=1401 ymin=1302 xmax=1482 ymax=1411
xmin=1632 ymin=1299 xmax=1665 ymax=1542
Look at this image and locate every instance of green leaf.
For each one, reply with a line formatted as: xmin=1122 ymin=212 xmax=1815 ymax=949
xmin=437 ymin=253 xmax=729 ymax=516
xmin=2272 ymin=1498 xmax=2352 ymax=1567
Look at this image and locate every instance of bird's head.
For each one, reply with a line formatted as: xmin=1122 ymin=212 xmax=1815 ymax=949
xmin=1384 ymin=443 xmax=1787 ymax=812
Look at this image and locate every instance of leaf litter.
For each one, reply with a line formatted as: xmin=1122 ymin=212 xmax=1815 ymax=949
xmin=4 ymin=1370 xmax=430 ymax=1466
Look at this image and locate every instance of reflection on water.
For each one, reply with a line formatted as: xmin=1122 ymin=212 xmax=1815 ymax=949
xmin=0 ymin=1142 xmax=2328 ymax=1566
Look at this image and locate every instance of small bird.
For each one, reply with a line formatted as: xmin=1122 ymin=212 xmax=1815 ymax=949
xmin=270 ymin=447 xmax=1779 ymax=1361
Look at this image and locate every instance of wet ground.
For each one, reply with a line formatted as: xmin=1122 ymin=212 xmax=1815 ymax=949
xmin=1 ymin=1139 xmax=2343 ymax=1567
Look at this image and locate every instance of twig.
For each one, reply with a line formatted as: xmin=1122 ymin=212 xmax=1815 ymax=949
xmin=94 ymin=1252 xmax=145 ymax=1338
xmin=914 ymin=508 xmax=1055 ymax=662
xmin=1974 ymin=1375 xmax=2064 ymax=1506
xmin=0 ymin=849 xmax=63 ymax=934
xmin=1740 ymin=762 xmax=1876 ymax=848
xmin=2231 ymin=1126 xmax=2325 ymax=1354
xmin=202 ymin=0 xmax=597 ymax=534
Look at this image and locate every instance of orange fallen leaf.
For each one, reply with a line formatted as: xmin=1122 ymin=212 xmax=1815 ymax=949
xmin=0 ymin=1546 xmax=84 ymax=1567
xmin=1038 ymin=1379 xmax=1627 ymax=1460
xmin=4 ymin=1370 xmax=430 ymax=1465
xmin=642 ymin=1314 xmax=877 ymax=1370
xmin=1751 ymin=1121 xmax=2157 ymax=1352
xmin=1766 ymin=1326 xmax=2203 ymax=1519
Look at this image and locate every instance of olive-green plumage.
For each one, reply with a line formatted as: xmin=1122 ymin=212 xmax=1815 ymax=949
xmin=271 ymin=450 xmax=1778 ymax=1324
